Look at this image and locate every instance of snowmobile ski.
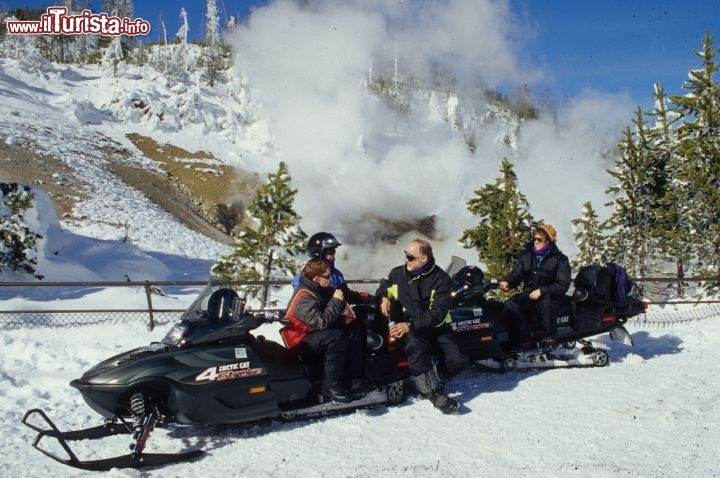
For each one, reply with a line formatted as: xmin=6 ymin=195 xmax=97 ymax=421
xmin=21 ymin=408 xmax=204 ymax=471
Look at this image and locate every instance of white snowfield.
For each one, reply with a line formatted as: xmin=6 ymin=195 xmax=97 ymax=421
xmin=1 ymin=305 xmax=719 ymax=478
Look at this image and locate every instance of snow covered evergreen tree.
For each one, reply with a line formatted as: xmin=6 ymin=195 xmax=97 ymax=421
xmin=0 ymin=184 xmax=43 ymax=278
xmin=605 ymin=108 xmax=665 ymax=278
xmin=646 ymin=83 xmax=689 ymax=292
xmin=211 ymin=163 xmax=306 ymax=308
xmin=571 ymin=201 xmax=608 ymax=269
xmin=668 ymin=31 xmax=720 ymax=294
xmin=203 ymin=0 xmax=225 ymax=87
xmin=460 ymin=157 xmax=535 ymax=279
xmin=100 ymin=0 xmax=135 ymax=71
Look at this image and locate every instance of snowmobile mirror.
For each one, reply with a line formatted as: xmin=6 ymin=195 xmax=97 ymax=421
xmin=230 ymin=297 xmax=246 ymax=321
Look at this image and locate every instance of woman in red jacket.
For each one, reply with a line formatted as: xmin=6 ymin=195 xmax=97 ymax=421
xmin=283 ymin=259 xmax=363 ymax=403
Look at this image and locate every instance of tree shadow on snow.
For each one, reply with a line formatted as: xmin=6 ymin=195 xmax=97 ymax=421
xmin=601 ymin=331 xmax=684 ymax=362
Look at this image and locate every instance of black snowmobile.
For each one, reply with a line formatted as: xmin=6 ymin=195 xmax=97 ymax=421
xmin=446 ymin=257 xmax=647 ymax=372
xmin=22 ymin=277 xmax=409 ymax=471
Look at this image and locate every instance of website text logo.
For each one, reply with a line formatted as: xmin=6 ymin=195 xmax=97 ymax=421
xmin=5 ymin=7 xmax=150 ymax=36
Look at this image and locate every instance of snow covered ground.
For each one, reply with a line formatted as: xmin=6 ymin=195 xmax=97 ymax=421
xmin=2 ymin=306 xmax=719 ymax=477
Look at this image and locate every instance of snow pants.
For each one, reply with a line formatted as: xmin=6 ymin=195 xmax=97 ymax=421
xmin=404 ymin=324 xmax=469 ymax=378
xmin=504 ymin=292 xmax=564 ymax=343
xmin=301 ymin=324 xmax=364 ymax=388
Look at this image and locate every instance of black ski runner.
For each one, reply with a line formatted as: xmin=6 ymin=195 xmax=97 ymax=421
xmin=21 ymin=408 xmax=204 ymax=471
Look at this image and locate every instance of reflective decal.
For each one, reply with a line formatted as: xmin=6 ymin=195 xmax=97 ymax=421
xmin=195 ymin=361 xmax=263 ymax=382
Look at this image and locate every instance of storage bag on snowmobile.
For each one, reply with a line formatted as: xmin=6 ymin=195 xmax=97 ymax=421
xmin=605 ymin=262 xmax=633 ymax=300
xmin=573 ymin=265 xmax=614 ymax=302
xmin=574 ymin=263 xmax=634 ymax=303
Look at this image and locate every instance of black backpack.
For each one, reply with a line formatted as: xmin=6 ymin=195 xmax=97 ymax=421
xmin=574 ymin=263 xmax=633 ymax=302
xmin=574 ymin=265 xmax=614 ymax=301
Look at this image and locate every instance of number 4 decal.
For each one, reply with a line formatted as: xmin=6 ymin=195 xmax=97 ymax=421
xmin=195 ymin=366 xmax=217 ymax=382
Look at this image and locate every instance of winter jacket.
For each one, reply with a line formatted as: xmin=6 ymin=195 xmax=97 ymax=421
xmin=282 ymin=275 xmax=345 ymax=348
xmin=502 ymin=243 xmax=571 ymax=297
xmin=291 ymin=266 xmax=370 ymax=304
xmin=375 ymin=259 xmax=453 ymax=330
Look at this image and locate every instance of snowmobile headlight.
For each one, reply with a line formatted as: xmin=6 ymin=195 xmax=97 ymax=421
xmin=162 ymin=323 xmax=189 ymax=347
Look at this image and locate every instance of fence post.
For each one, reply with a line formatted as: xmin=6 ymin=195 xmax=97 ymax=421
xmin=677 ymin=259 xmax=685 ymax=297
xmin=144 ymin=281 xmax=155 ymax=331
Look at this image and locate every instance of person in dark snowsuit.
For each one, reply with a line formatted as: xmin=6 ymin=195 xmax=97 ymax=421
xmin=375 ymin=238 xmax=468 ymax=414
xmin=499 ymin=223 xmax=571 ymax=346
xmin=283 ymin=259 xmax=364 ymax=403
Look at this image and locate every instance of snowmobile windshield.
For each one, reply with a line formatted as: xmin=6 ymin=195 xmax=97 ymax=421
xmin=162 ymin=277 xmax=250 ymax=347
xmin=446 ymin=256 xmax=467 ymax=278
xmin=178 ymin=276 xmax=237 ymax=323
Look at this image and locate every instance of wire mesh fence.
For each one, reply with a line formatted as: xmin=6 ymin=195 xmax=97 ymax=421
xmin=0 ymin=279 xmax=378 ymax=330
xmin=0 ymin=277 xmax=718 ymax=331
xmin=0 ymin=310 xmax=184 ymax=330
xmin=631 ymin=304 xmax=720 ymax=328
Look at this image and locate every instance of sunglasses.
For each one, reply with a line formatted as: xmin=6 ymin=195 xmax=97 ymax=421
xmin=404 ymin=251 xmax=418 ymax=262
xmin=324 ymin=249 xmax=337 ymax=256
xmin=533 ymin=237 xmax=547 ymax=243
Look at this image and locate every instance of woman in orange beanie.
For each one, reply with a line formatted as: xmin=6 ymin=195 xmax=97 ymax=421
xmin=499 ymin=223 xmax=571 ymax=346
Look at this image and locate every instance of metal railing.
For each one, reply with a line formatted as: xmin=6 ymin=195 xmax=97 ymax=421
xmin=0 ymin=277 xmax=717 ymax=330
xmin=0 ymin=278 xmax=380 ymax=330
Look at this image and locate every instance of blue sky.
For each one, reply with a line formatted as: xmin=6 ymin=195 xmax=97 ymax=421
xmin=2 ymin=0 xmax=718 ymax=109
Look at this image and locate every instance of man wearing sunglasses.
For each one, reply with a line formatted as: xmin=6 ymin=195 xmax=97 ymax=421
xmin=498 ymin=223 xmax=571 ymax=346
xmin=376 ymin=239 xmax=468 ymax=414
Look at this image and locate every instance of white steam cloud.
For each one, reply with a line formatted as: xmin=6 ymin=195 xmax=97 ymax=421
xmin=229 ymin=0 xmax=634 ymax=278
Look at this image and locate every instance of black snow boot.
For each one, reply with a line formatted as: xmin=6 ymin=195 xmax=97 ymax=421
xmin=430 ymin=391 xmax=459 ymax=415
xmin=323 ymin=383 xmax=353 ymax=403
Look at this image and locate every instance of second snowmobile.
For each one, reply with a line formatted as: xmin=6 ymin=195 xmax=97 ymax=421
xmin=446 ymin=258 xmax=647 ymax=371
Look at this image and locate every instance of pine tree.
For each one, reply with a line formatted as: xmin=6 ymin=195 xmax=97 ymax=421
xmin=571 ymin=201 xmax=608 ymax=269
xmin=0 ymin=184 xmax=43 ymax=278
xmin=646 ymin=83 xmax=689 ymax=292
xmin=100 ymin=0 xmax=135 ymax=71
xmin=165 ymin=8 xmax=192 ymax=81
xmin=668 ymin=31 xmax=720 ymax=293
xmin=459 ymin=157 xmax=535 ymax=279
xmin=605 ymin=108 xmax=664 ymax=278
xmin=211 ymin=162 xmax=306 ymax=308
xmin=203 ymin=0 xmax=224 ymax=87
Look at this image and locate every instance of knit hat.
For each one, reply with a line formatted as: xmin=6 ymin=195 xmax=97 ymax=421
xmin=536 ymin=224 xmax=557 ymax=243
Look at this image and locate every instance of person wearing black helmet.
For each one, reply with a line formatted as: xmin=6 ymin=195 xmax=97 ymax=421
xmin=290 ymin=232 xmax=371 ymax=395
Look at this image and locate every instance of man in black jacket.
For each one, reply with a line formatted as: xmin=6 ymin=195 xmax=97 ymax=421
xmin=376 ymin=239 xmax=468 ymax=414
xmin=499 ymin=224 xmax=571 ymax=346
